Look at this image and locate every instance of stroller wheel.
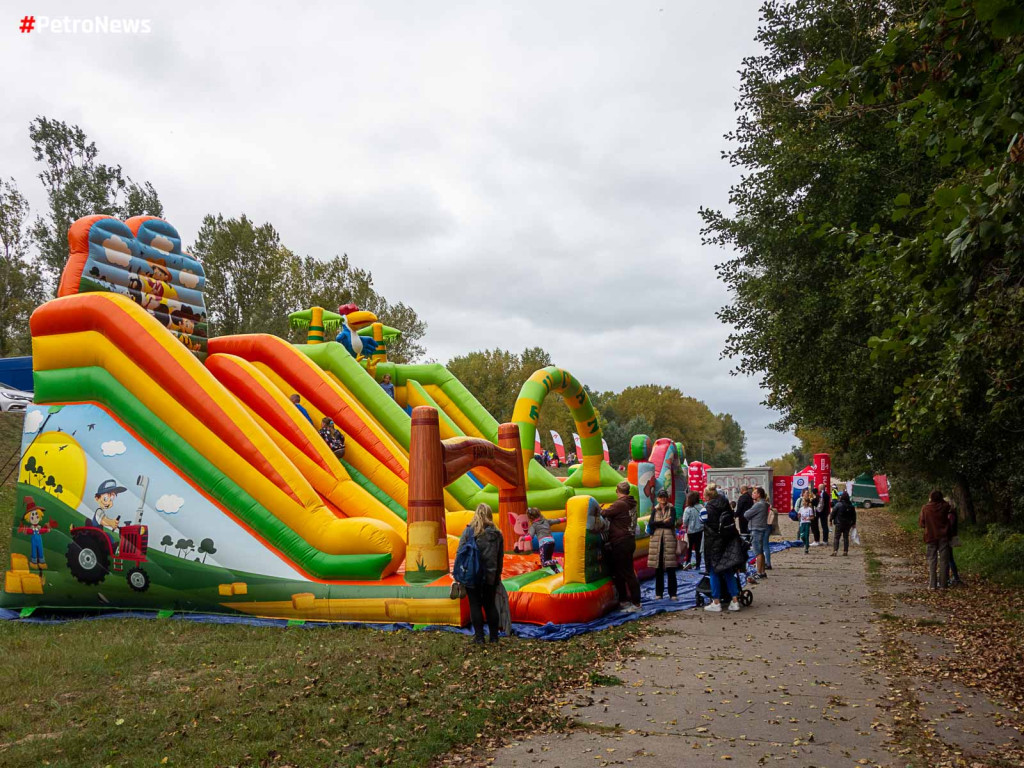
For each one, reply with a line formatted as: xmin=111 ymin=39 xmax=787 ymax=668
xmin=695 ymin=593 xmax=704 ymax=606
xmin=740 ymin=590 xmax=753 ymax=607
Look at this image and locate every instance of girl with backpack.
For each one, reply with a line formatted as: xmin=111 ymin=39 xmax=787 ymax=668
xmin=455 ymin=504 xmax=505 ymax=644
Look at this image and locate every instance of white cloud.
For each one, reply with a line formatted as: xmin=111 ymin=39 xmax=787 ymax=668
xmin=100 ymin=440 xmax=126 ymax=457
xmin=23 ymin=410 xmax=45 ymax=434
xmin=155 ymin=494 xmax=185 ymax=515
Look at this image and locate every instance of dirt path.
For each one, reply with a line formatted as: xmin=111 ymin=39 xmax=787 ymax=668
xmin=488 ymin=510 xmax=1024 ymax=768
xmin=492 ymin=515 xmax=897 ymax=767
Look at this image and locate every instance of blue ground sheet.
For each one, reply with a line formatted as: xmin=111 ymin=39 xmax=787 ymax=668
xmin=0 ymin=541 xmax=802 ymax=641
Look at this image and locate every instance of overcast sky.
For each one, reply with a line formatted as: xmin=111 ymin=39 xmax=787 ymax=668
xmin=3 ymin=1 xmax=796 ymax=463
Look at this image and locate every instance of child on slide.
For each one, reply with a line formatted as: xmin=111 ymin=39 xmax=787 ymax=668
xmin=526 ymin=507 xmax=565 ymax=573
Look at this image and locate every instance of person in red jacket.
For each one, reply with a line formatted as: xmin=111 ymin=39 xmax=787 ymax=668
xmin=919 ymin=490 xmax=953 ymax=589
xmin=601 ymin=481 xmax=641 ymax=613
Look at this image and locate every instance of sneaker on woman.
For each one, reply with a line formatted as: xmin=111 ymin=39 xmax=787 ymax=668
xmin=728 ymin=600 xmax=741 ymax=612
xmin=704 ymin=602 xmax=722 ymax=613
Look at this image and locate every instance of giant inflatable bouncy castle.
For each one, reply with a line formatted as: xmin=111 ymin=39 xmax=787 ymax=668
xmin=1 ymin=215 xmax=648 ymax=626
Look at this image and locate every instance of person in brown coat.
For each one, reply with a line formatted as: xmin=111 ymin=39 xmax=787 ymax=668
xmin=920 ymin=490 xmax=953 ymax=590
xmin=601 ymin=481 xmax=641 ymax=612
xmin=647 ymin=489 xmax=679 ymax=600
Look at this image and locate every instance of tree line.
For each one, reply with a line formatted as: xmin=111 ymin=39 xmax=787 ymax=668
xmin=702 ymin=0 xmax=1024 ymax=527
xmin=0 ymin=117 xmax=426 ymax=362
xmin=446 ymin=347 xmax=746 ymax=466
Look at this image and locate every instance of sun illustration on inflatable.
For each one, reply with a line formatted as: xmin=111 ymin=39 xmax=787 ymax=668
xmin=19 ymin=431 xmax=88 ymax=510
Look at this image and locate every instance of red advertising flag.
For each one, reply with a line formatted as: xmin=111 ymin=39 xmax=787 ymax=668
xmin=549 ymin=430 xmax=567 ymax=464
xmin=571 ymin=433 xmax=583 ymax=461
xmin=534 ymin=431 xmax=542 ymax=456
xmin=873 ymin=474 xmax=890 ymax=503
xmin=813 ymin=453 xmax=832 ymax=492
xmin=602 ymin=438 xmax=611 ymax=463
xmin=687 ymin=461 xmax=708 ymax=494
xmin=772 ymin=475 xmax=793 ymax=515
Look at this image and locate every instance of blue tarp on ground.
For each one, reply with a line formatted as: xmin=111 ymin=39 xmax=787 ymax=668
xmin=0 ymin=541 xmax=803 ymax=641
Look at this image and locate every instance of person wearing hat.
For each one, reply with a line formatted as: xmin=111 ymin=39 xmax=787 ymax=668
xmin=92 ymin=478 xmax=126 ymax=533
xmin=647 ymin=488 xmax=681 ymax=600
xmin=18 ymin=497 xmax=57 ymax=569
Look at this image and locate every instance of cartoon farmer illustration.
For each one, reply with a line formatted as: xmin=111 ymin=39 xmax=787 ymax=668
xmin=18 ymin=498 xmax=57 ymax=570
xmin=92 ymin=478 xmax=127 ymax=536
xmin=170 ymin=305 xmax=203 ymax=352
xmin=140 ymin=258 xmax=177 ymax=327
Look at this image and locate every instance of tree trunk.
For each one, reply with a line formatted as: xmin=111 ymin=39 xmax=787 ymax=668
xmin=953 ymin=473 xmax=976 ymax=525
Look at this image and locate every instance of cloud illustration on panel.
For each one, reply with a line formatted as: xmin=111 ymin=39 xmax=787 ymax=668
xmin=155 ymin=494 xmax=185 ymax=515
xmin=101 ymin=236 xmax=133 ymax=268
xmin=100 ymin=440 xmax=127 ymax=457
xmin=23 ymin=410 xmax=45 ymax=434
xmin=179 ymin=269 xmax=200 ymax=289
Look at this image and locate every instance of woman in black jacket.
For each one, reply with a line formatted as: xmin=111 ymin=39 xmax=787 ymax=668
xmin=702 ymin=484 xmax=743 ymax=612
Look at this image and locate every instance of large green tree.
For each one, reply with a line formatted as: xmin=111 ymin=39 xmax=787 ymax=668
xmin=702 ymin=0 xmax=1024 ymax=524
xmin=29 ymin=117 xmax=163 ymax=287
xmin=609 ymin=384 xmax=746 ymax=466
xmin=0 ymin=178 xmax=44 ymax=356
xmin=446 ymin=347 xmax=554 ymax=425
xmin=192 ymin=214 xmax=296 ymax=338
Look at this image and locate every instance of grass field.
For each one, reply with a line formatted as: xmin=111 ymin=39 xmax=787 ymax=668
xmin=0 ymin=413 xmax=642 ymax=767
xmin=890 ymin=497 xmax=1024 ymax=587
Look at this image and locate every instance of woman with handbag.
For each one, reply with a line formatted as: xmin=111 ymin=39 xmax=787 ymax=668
xmin=702 ymin=483 xmax=744 ymax=612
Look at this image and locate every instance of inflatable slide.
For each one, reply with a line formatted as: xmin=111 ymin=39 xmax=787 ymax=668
xmin=1 ymin=215 xmax=635 ymax=626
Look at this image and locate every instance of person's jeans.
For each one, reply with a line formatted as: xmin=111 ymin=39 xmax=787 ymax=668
xmin=833 ymin=523 xmax=851 ymax=553
xmin=708 ymin=569 xmax=739 ymax=602
xmin=926 ymin=538 xmax=951 ymax=589
xmin=608 ymin=537 xmax=641 ymax=606
xmin=687 ymin=531 xmax=703 ymax=569
xmin=819 ymin=511 xmax=830 ymax=544
xmin=949 ymin=548 xmax=960 ymax=584
xmin=466 ymin=582 xmax=499 ymax=639
xmin=761 ymin=527 xmax=772 ymax=568
xmin=751 ymin=527 xmax=766 ymax=557
xmin=798 ymin=522 xmax=811 ymax=551
xmin=809 ymin=514 xmax=821 ymax=543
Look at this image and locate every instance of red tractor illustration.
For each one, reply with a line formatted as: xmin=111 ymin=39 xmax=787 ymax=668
xmin=66 ymin=475 xmax=151 ymax=592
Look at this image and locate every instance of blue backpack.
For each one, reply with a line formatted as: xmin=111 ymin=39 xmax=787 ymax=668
xmin=453 ymin=528 xmax=481 ymax=586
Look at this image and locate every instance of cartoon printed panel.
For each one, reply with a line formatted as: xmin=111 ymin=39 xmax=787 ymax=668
xmin=58 ymin=216 xmax=208 ymax=358
xmin=3 ymin=404 xmax=314 ymax=612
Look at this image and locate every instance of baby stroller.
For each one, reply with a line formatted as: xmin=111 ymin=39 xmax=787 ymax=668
xmin=694 ymin=571 xmax=753 ymax=608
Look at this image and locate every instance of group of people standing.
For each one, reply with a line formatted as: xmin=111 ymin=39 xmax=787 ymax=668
xmin=452 ymin=478 xmax=801 ymax=641
xmin=604 ymin=481 xmax=776 ymax=614
xmin=794 ymin=484 xmax=857 ymax=555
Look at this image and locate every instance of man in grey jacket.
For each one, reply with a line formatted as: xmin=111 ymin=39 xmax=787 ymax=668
xmin=744 ymin=486 xmax=770 ymax=579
